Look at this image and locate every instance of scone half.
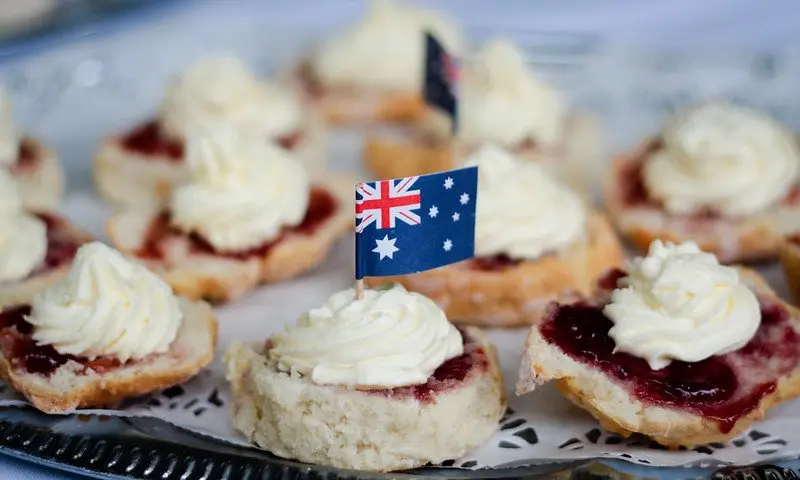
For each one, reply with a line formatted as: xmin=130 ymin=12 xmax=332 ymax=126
xmin=517 ymin=268 xmax=800 ymax=447
xmin=11 ymin=137 xmax=65 ymax=211
xmin=225 ymin=326 xmax=505 ymax=472
xmin=780 ymin=235 xmax=800 ymax=304
xmin=0 ymin=298 xmax=217 ymax=414
xmin=606 ymin=138 xmax=800 ymax=263
xmin=365 ymin=210 xmax=623 ymax=327
xmin=106 ymin=176 xmax=354 ymax=303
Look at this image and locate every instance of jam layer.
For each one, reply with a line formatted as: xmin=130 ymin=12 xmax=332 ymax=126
xmin=471 ymin=254 xmax=523 ymax=272
xmin=33 ymin=214 xmax=83 ymax=276
xmin=9 ymin=138 xmax=40 ymax=173
xmin=0 ymin=306 xmax=122 ymax=376
xmin=137 ymin=187 xmax=337 ymax=261
xmin=121 ymin=121 xmax=302 ymax=163
xmin=540 ymin=273 xmax=800 ymax=434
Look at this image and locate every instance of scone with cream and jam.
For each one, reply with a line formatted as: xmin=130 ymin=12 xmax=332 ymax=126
xmin=106 ymin=126 xmax=352 ymax=303
xmin=225 ymin=284 xmax=505 ymax=472
xmin=0 ymin=242 xmax=217 ymax=413
xmin=294 ymin=0 xmax=462 ymax=125
xmin=365 ymin=38 xmax=602 ymax=196
xmin=0 ymin=87 xmax=64 ymax=210
xmin=606 ymin=103 xmax=800 ymax=263
xmin=0 ymin=169 xmax=92 ymax=307
xmin=517 ymin=240 xmax=800 ymax=447
xmin=365 ymin=145 xmax=623 ymax=327
xmin=94 ymin=56 xmax=327 ymax=209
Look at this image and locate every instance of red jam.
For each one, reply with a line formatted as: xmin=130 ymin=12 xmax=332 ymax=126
xmin=0 ymin=306 xmax=122 ymax=376
xmin=121 ymin=121 xmax=304 ymax=163
xmin=33 ymin=213 xmax=82 ymax=275
xmin=9 ymin=138 xmax=39 ymax=173
xmin=539 ymin=273 xmax=800 ymax=434
xmin=296 ymin=62 xmax=324 ymax=99
xmin=364 ymin=330 xmax=489 ymax=403
xmin=137 ymin=187 xmax=337 ymax=260
xmin=471 ymin=254 xmax=523 ymax=271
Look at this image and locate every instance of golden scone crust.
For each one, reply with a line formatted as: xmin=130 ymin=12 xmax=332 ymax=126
xmin=517 ymin=268 xmax=800 ymax=447
xmin=365 ymin=210 xmax=624 ymax=327
xmin=780 ymin=236 xmax=800 ymax=304
xmin=12 ymin=137 xmax=64 ymax=211
xmin=0 ymin=298 xmax=217 ymax=414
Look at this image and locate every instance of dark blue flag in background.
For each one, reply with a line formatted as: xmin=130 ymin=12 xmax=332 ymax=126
xmin=423 ymin=31 xmax=459 ymax=134
xmin=355 ymin=167 xmax=478 ymax=280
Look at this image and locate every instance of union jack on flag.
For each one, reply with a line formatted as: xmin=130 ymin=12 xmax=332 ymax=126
xmin=355 ymin=167 xmax=478 ymax=280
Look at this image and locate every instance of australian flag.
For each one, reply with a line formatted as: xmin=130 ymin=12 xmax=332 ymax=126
xmin=355 ymin=167 xmax=478 ymax=280
xmin=423 ymin=31 xmax=459 ymax=133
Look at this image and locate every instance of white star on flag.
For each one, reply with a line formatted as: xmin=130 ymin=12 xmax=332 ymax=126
xmin=443 ymin=177 xmax=454 ymax=190
xmin=460 ymin=193 xmax=470 ymax=205
xmin=429 ymin=205 xmax=438 ymax=218
xmin=443 ymin=239 xmax=452 ymax=251
xmin=452 ymin=212 xmax=460 ymax=222
xmin=372 ymin=235 xmax=399 ymax=260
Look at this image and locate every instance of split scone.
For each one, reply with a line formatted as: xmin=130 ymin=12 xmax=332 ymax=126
xmin=94 ymin=56 xmax=327 ymax=209
xmin=606 ymin=102 xmax=800 ymax=264
xmin=293 ymin=0 xmax=462 ymax=125
xmin=0 ymin=169 xmax=92 ymax=308
xmin=0 ymin=87 xmax=64 ymax=210
xmin=0 ymin=242 xmax=217 ymax=413
xmin=107 ymin=127 xmax=352 ymax=303
xmin=364 ymin=39 xmax=602 ymax=198
xmin=366 ymin=145 xmax=624 ymax=327
xmin=780 ymin=235 xmax=800 ymax=304
xmin=226 ymin=284 xmax=505 ymax=472
xmin=517 ymin=240 xmax=800 ymax=447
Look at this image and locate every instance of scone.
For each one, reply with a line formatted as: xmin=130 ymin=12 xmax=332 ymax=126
xmin=94 ymin=56 xmax=327 ymax=209
xmin=0 ymin=88 xmax=64 ymax=210
xmin=366 ymin=145 xmax=624 ymax=327
xmin=0 ymin=242 xmax=217 ymax=413
xmin=0 ymin=170 xmax=92 ymax=307
xmin=225 ymin=284 xmax=505 ymax=472
xmin=606 ymin=103 xmax=800 ymax=264
xmin=517 ymin=240 xmax=800 ymax=447
xmin=364 ymin=39 xmax=602 ymax=198
xmin=107 ymin=128 xmax=352 ymax=303
xmin=293 ymin=0 xmax=462 ymax=125
xmin=780 ymin=235 xmax=800 ymax=304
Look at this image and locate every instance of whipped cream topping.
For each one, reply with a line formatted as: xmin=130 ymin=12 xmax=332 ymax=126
xmin=643 ymin=103 xmax=800 ymax=217
xmin=159 ymin=56 xmax=304 ymax=141
xmin=0 ymin=88 xmax=20 ymax=166
xmin=604 ymin=240 xmax=761 ymax=370
xmin=311 ymin=0 xmax=462 ymax=91
xmin=269 ymin=284 xmax=464 ymax=389
xmin=170 ymin=126 xmax=309 ymax=252
xmin=27 ymin=242 xmax=183 ymax=362
xmin=455 ymin=39 xmax=567 ymax=147
xmin=469 ymin=145 xmax=586 ymax=260
xmin=0 ymin=169 xmax=46 ymax=282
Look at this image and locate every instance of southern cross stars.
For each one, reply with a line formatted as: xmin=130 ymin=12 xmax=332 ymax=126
xmin=429 ymin=205 xmax=439 ymax=218
xmin=372 ymin=235 xmax=399 ymax=260
xmin=443 ymin=177 xmax=454 ymax=189
xmin=452 ymin=212 xmax=460 ymax=222
xmin=460 ymin=193 xmax=470 ymax=205
xmin=443 ymin=239 xmax=453 ymax=251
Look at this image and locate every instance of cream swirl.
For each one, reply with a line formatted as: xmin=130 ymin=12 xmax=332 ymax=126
xmin=159 ymin=56 xmax=303 ymax=141
xmin=269 ymin=284 xmax=463 ymax=388
xmin=0 ymin=88 xmax=20 ymax=166
xmin=27 ymin=242 xmax=183 ymax=362
xmin=643 ymin=103 xmax=800 ymax=216
xmin=311 ymin=0 xmax=462 ymax=91
xmin=469 ymin=145 xmax=586 ymax=259
xmin=170 ymin=126 xmax=309 ymax=252
xmin=0 ymin=169 xmax=46 ymax=282
xmin=604 ymin=240 xmax=760 ymax=370
xmin=456 ymin=39 xmax=567 ymax=147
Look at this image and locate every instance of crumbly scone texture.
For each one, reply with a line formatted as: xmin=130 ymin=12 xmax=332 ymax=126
xmin=224 ymin=326 xmax=506 ymax=472
xmin=363 ymin=111 xmax=603 ymax=201
xmin=780 ymin=238 xmax=800 ymax=305
xmin=365 ymin=210 xmax=623 ymax=327
xmin=516 ymin=268 xmax=800 ymax=448
xmin=0 ymin=219 xmax=93 ymax=308
xmin=92 ymin=114 xmax=329 ymax=210
xmin=106 ymin=175 xmax=355 ymax=303
xmin=13 ymin=137 xmax=64 ymax=211
xmin=0 ymin=298 xmax=217 ymax=414
xmin=605 ymin=138 xmax=800 ymax=264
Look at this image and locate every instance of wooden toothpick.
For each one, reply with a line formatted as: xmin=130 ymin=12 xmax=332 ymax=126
xmin=355 ymin=279 xmax=365 ymax=300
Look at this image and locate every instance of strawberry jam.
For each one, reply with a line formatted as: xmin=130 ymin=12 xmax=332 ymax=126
xmin=34 ymin=213 xmax=82 ymax=274
xmin=121 ymin=120 xmax=304 ymax=163
xmin=10 ymin=138 xmax=39 ymax=172
xmin=540 ymin=273 xmax=800 ymax=434
xmin=471 ymin=254 xmax=523 ymax=271
xmin=137 ymin=187 xmax=337 ymax=260
xmin=0 ymin=305 xmax=122 ymax=376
